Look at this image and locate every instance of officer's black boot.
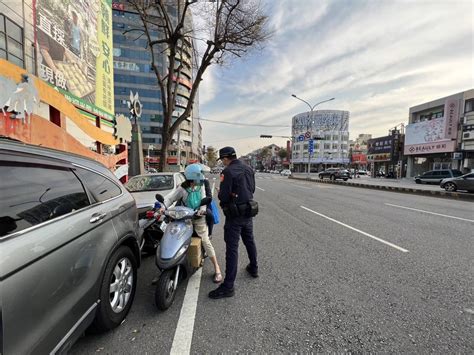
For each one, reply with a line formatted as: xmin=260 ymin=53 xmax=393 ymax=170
xmin=208 ymin=285 xmax=235 ymax=299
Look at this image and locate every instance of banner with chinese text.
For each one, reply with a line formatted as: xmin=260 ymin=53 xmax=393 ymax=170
xmin=35 ymin=0 xmax=114 ymax=120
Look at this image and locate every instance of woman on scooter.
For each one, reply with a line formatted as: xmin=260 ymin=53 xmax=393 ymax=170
xmin=161 ymin=164 xmax=223 ymax=283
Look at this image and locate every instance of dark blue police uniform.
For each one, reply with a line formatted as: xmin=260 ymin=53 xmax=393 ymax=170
xmin=218 ymin=155 xmax=258 ymax=290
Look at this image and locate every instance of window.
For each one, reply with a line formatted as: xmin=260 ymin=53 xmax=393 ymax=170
xmin=0 ymin=14 xmax=24 ymax=68
xmin=75 ymin=168 xmax=121 ymax=202
xmin=332 ymin=143 xmax=338 ymax=149
xmin=0 ymin=162 xmax=90 ymax=237
xmin=465 ymin=99 xmax=474 ymax=113
xmin=324 ymin=143 xmax=331 ymax=150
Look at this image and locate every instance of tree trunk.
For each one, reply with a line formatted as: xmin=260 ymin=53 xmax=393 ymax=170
xmin=159 ymin=131 xmax=168 ymax=172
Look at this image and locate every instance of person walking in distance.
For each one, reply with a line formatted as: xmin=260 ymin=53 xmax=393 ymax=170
xmin=209 ymin=147 xmax=259 ymax=299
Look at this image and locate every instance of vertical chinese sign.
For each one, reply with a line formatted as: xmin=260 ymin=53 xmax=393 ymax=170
xmin=35 ymin=0 xmax=114 ymax=121
xmin=96 ymin=0 xmax=114 ymax=116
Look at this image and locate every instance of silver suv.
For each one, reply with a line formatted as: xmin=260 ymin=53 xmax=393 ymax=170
xmin=0 ymin=139 xmax=140 ymax=354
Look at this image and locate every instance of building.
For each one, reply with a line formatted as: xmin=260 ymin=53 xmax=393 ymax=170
xmin=405 ymin=89 xmax=474 ymax=177
xmin=291 ymin=110 xmax=350 ymax=172
xmin=349 ymin=134 xmax=371 ymax=170
xmin=367 ymin=128 xmax=405 ymax=178
xmin=1 ymin=1 xmax=129 ymax=180
xmin=112 ymin=2 xmax=200 ymax=171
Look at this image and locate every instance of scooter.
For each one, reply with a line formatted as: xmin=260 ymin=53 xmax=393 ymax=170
xmin=154 ymin=193 xmax=211 ymax=310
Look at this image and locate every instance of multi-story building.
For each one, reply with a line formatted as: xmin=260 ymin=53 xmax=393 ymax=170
xmin=112 ymin=2 xmax=200 ymax=170
xmin=349 ymin=134 xmax=371 ymax=170
xmin=1 ymin=1 xmax=128 ymax=180
xmin=291 ymin=110 xmax=350 ymax=172
xmin=405 ymin=89 xmax=474 ymax=177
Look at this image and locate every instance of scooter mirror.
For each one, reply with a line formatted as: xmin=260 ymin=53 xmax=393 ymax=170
xmin=200 ymin=197 xmax=212 ymax=206
xmin=155 ymin=194 xmax=165 ymax=203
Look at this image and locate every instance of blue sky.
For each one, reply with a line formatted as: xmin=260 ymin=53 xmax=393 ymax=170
xmin=194 ymin=0 xmax=473 ymax=156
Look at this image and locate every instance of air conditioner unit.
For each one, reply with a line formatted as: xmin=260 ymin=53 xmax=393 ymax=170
xmin=462 ymin=131 xmax=474 ymax=140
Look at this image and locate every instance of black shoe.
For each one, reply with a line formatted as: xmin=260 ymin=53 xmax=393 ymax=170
xmin=246 ymin=264 xmax=259 ymax=278
xmin=208 ymin=285 xmax=235 ymax=299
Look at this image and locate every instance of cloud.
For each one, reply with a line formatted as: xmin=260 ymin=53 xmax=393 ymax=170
xmin=197 ymin=0 xmax=473 ymax=155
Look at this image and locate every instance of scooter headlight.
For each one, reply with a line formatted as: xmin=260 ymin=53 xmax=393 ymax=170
xmin=175 ymin=243 xmax=189 ymax=259
xmin=167 ymin=209 xmax=189 ymax=220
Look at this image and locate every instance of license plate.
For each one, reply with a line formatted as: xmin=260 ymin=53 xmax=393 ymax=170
xmin=160 ymin=221 xmax=167 ymax=232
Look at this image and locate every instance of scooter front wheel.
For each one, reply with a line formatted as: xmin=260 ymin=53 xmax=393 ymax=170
xmin=155 ymin=269 xmax=177 ymax=310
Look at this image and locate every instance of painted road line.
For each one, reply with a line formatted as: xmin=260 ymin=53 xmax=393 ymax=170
xmin=293 ymin=184 xmax=312 ymax=189
xmin=256 ymin=186 xmax=265 ymax=191
xmin=170 ymin=268 xmax=202 ymax=355
xmin=385 ymin=203 xmax=474 ymax=223
xmin=300 ymin=206 xmax=409 ymax=253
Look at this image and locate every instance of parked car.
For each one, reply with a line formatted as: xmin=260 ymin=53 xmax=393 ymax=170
xmin=440 ymin=172 xmax=474 ymax=192
xmin=125 ymin=172 xmax=184 ymax=213
xmin=280 ymin=169 xmax=292 ymax=176
xmin=0 ymin=139 xmax=140 ymax=354
xmin=318 ymin=168 xmax=351 ymax=181
xmin=414 ymin=169 xmax=463 ymax=184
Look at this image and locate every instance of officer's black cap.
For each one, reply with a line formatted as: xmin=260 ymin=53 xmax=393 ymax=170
xmin=218 ymin=146 xmax=237 ymax=160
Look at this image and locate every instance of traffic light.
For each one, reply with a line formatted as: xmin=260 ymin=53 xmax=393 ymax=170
xmin=260 ymin=135 xmax=272 ymax=138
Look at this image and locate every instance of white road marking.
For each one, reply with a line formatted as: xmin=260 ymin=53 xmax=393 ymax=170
xmin=300 ymin=206 xmax=409 ymax=253
xmin=385 ymin=203 xmax=474 ymax=223
xmin=293 ymin=184 xmax=312 ymax=189
xmin=256 ymin=186 xmax=265 ymax=191
xmin=170 ymin=268 xmax=202 ymax=355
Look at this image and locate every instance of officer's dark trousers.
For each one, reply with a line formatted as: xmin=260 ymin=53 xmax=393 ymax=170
xmin=223 ymin=216 xmax=258 ymax=290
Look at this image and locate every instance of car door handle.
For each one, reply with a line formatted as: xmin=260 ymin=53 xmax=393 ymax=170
xmin=90 ymin=213 xmax=107 ymax=223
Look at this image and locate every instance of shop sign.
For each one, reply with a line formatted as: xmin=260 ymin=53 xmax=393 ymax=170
xmin=453 ymin=152 xmax=462 ymax=160
xmin=35 ymin=0 xmax=114 ymax=120
xmin=404 ymin=140 xmax=456 ymax=155
xmin=367 ymin=136 xmax=393 ymax=155
xmin=445 ymin=98 xmax=459 ymax=140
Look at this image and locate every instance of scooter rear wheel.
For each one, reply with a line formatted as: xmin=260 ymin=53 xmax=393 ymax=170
xmin=155 ymin=269 xmax=177 ymax=310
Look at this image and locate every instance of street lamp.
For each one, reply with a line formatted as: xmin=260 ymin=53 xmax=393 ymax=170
xmin=291 ymin=94 xmax=335 ymax=178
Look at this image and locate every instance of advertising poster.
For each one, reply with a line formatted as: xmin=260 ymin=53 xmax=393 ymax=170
xmin=404 ymin=117 xmax=455 ymax=155
xmin=367 ymin=136 xmax=393 ymax=162
xmin=35 ymin=0 xmax=114 ymax=120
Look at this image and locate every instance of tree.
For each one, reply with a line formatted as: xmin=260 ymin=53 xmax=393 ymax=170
xmin=278 ymin=148 xmax=287 ymax=160
xmin=259 ymin=146 xmax=271 ymax=168
xmin=206 ymin=146 xmax=218 ymax=168
xmin=125 ymin=0 xmax=270 ymax=171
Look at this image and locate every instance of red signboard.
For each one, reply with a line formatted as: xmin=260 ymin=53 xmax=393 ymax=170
xmin=112 ymin=3 xmax=125 ymax=10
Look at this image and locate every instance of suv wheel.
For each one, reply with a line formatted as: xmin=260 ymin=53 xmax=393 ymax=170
xmin=330 ymin=175 xmax=336 ymax=181
xmin=91 ymin=246 xmax=137 ymax=332
xmin=318 ymin=174 xmax=323 ymax=179
xmin=415 ymin=179 xmax=421 ymax=184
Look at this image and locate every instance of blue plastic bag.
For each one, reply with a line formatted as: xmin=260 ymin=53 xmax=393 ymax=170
xmin=210 ymin=200 xmax=220 ymax=225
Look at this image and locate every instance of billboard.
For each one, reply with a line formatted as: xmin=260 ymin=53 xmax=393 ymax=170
xmin=404 ymin=117 xmax=456 ymax=155
xmin=367 ymin=136 xmax=393 ymax=162
xmin=35 ymin=0 xmax=114 ymax=120
xmin=292 ymin=110 xmax=349 ymax=133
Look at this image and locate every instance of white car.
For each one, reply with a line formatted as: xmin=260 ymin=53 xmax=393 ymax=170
xmin=125 ymin=172 xmax=185 ymax=211
xmin=280 ymin=169 xmax=292 ymax=176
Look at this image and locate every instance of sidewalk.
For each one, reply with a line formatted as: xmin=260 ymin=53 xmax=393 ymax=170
xmin=291 ymin=173 xmax=474 ymax=201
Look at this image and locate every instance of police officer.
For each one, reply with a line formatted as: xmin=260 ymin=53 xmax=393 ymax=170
xmin=209 ymin=146 xmax=259 ymax=299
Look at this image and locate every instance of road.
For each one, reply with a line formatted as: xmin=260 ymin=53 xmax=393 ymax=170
xmin=71 ymin=173 xmax=473 ymax=353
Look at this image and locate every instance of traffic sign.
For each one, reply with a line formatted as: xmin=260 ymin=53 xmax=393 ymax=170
xmin=297 ymin=135 xmax=305 ymax=142
xmin=308 ymin=139 xmax=314 ymax=154
xmin=304 ymin=131 xmax=311 ymax=139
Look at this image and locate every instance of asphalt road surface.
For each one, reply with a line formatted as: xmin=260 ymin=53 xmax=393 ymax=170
xmin=71 ymin=173 xmax=473 ymax=354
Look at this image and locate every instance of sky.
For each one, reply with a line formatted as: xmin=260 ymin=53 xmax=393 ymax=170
xmin=194 ymin=0 xmax=473 ymax=157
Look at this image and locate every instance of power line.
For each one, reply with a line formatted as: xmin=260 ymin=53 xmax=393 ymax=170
xmin=198 ymin=118 xmax=290 ymax=128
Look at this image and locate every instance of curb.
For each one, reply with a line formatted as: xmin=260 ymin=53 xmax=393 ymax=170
xmin=289 ymin=176 xmax=474 ymax=202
